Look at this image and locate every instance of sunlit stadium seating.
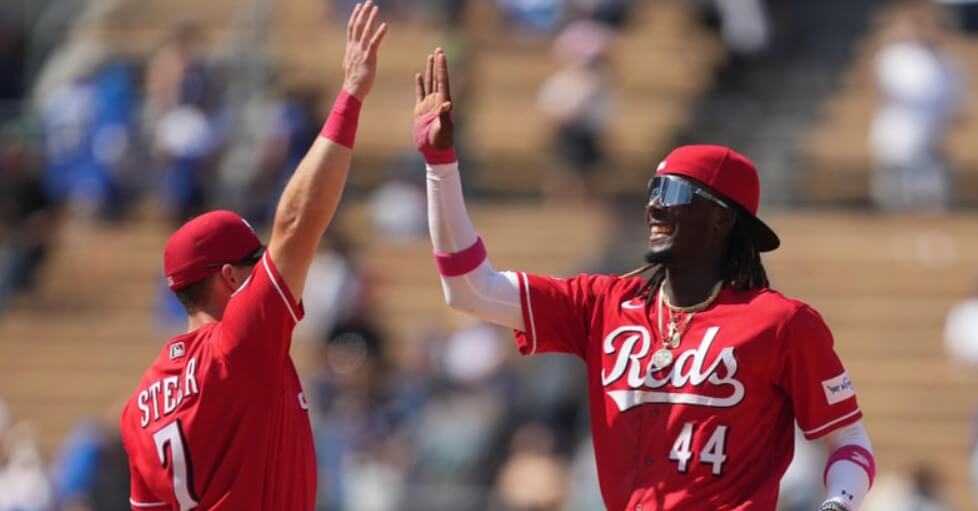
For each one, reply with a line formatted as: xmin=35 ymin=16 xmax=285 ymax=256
xmin=802 ymin=3 xmax=978 ymax=205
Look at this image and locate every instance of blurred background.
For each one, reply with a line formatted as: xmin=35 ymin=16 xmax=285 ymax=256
xmin=1 ymin=0 xmax=978 ymax=510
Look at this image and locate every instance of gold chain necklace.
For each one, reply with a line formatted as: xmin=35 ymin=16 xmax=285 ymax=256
xmin=661 ymin=280 xmax=725 ymax=313
xmin=652 ymin=280 xmax=725 ymax=370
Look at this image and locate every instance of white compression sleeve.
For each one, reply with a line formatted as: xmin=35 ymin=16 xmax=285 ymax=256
xmin=426 ymin=163 xmax=524 ymax=330
xmin=820 ymin=420 xmax=874 ymax=510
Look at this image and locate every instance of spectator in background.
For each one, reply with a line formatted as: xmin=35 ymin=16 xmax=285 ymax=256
xmin=310 ymin=313 xmax=398 ymax=511
xmin=942 ymin=276 xmax=978 ymax=503
xmin=0 ymin=125 xmax=57 ymax=313
xmin=905 ymin=465 xmax=953 ymax=511
xmin=711 ymin=0 xmax=771 ymax=57
xmin=537 ymin=20 xmax=614 ymax=200
xmin=495 ymin=0 xmax=565 ymax=35
xmin=0 ymin=410 xmax=53 ymax=511
xmin=247 ymin=87 xmax=321 ymax=228
xmin=562 ymin=437 xmax=603 ymax=511
xmin=369 ymin=156 xmax=428 ymax=242
xmin=943 ymin=275 xmax=978 ymax=366
xmin=869 ymin=8 xmax=963 ymax=212
xmin=297 ymin=232 xmax=367 ymax=344
xmin=143 ymin=23 xmax=215 ymax=132
xmin=861 ymin=464 xmax=951 ymax=511
xmin=402 ymin=323 xmax=513 ymax=510
xmin=492 ymin=422 xmax=569 ymax=511
xmin=152 ymin=102 xmax=220 ymax=223
xmin=144 ymin=23 xmax=223 ymax=224
xmin=35 ymin=41 xmax=137 ymax=219
xmin=49 ymin=413 xmax=130 ymax=511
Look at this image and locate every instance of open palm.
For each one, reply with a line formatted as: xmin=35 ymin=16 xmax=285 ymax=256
xmin=414 ymin=49 xmax=454 ymax=150
xmin=342 ymin=1 xmax=387 ymax=100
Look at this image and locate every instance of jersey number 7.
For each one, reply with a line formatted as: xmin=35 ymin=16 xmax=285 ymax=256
xmin=153 ymin=420 xmax=200 ymax=510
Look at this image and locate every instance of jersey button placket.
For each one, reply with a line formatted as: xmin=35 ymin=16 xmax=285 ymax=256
xmin=640 ymin=407 xmax=663 ymax=476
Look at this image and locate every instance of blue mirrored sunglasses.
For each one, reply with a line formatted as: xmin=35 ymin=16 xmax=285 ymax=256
xmin=647 ymin=175 xmax=729 ymax=209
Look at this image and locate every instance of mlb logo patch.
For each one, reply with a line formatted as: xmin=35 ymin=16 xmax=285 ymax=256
xmin=822 ymin=372 xmax=855 ymax=405
xmin=169 ymin=342 xmax=186 ymax=360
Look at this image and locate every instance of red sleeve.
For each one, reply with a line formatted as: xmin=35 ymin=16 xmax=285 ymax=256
xmin=217 ymin=251 xmax=305 ymax=368
xmin=513 ymin=272 xmax=602 ymax=359
xmin=126 ymin=446 xmax=167 ymax=509
xmin=778 ymin=305 xmax=863 ymax=440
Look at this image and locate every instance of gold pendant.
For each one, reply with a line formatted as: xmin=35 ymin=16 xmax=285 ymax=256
xmin=670 ymin=332 xmax=683 ymax=349
xmin=652 ymin=348 xmax=674 ymax=370
xmin=666 ymin=321 xmax=680 ymax=348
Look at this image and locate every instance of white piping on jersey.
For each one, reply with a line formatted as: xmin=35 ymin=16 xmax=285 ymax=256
xmin=519 ymin=272 xmax=538 ymax=355
xmin=804 ymin=408 xmax=862 ymax=437
xmin=130 ymin=498 xmax=168 ymax=508
xmin=262 ymin=252 xmax=300 ymax=324
xmin=230 ymin=274 xmax=252 ymax=297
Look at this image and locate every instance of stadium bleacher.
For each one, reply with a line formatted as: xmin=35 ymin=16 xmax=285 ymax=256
xmin=4 ymin=0 xmax=978 ymax=509
xmin=802 ymin=3 xmax=978 ymax=206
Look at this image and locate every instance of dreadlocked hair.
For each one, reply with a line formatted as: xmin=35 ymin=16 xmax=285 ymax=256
xmin=723 ymin=216 xmax=769 ymax=290
xmin=622 ymin=214 xmax=769 ymax=306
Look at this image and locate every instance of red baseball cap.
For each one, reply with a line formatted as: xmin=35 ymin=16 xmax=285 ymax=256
xmin=163 ymin=210 xmax=264 ymax=291
xmin=656 ymin=145 xmax=780 ymax=252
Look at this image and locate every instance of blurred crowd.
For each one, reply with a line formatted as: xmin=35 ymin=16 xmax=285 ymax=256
xmin=2 ymin=1 xmax=978 ymax=511
xmin=869 ymin=4 xmax=966 ymax=213
xmin=0 ymin=3 xmax=619 ymax=510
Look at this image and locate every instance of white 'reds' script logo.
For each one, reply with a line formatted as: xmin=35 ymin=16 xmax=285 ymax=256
xmin=601 ymin=325 xmax=745 ymax=411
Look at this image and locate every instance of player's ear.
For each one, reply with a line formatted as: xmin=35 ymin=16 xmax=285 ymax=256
xmin=219 ymin=264 xmax=238 ymax=290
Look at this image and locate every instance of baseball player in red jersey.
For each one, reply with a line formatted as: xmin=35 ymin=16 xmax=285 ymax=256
xmin=118 ymin=4 xmax=387 ymax=509
xmin=413 ymin=50 xmax=875 ymax=511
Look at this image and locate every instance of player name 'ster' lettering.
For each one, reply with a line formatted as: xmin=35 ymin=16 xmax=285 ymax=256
xmin=137 ymin=357 xmax=200 ymax=428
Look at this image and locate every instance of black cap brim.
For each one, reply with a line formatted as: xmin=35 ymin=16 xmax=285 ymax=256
xmin=744 ymin=213 xmax=780 ymax=252
xmin=673 ymin=174 xmax=780 ymax=252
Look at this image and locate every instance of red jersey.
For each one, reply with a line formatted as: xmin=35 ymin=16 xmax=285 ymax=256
xmin=513 ymin=273 xmax=862 ymax=511
xmin=120 ymin=252 xmax=316 ymax=510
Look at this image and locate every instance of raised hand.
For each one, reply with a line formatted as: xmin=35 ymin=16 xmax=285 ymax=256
xmin=414 ymin=48 xmax=455 ymax=155
xmin=342 ymin=1 xmax=387 ymax=101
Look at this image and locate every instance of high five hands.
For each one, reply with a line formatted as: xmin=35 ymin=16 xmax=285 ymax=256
xmin=414 ymin=48 xmax=457 ymax=163
xmin=342 ymin=1 xmax=387 ymax=101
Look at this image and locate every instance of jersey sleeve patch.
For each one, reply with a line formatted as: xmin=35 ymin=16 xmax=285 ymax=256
xmin=821 ymin=371 xmax=856 ymax=405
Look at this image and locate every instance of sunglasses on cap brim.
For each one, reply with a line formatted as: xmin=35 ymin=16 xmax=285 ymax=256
xmin=205 ymin=246 xmax=266 ymax=269
xmin=647 ymin=175 xmax=729 ymax=209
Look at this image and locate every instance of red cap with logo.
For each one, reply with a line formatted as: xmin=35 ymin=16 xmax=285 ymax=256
xmin=656 ymin=145 xmax=780 ymax=252
xmin=163 ymin=210 xmax=264 ymax=291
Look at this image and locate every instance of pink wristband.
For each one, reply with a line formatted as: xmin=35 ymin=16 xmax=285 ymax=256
xmin=320 ymin=90 xmax=362 ymax=148
xmin=434 ymin=237 xmax=486 ymax=276
xmin=823 ymin=445 xmax=875 ymax=488
xmin=413 ymin=112 xmax=457 ymax=164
